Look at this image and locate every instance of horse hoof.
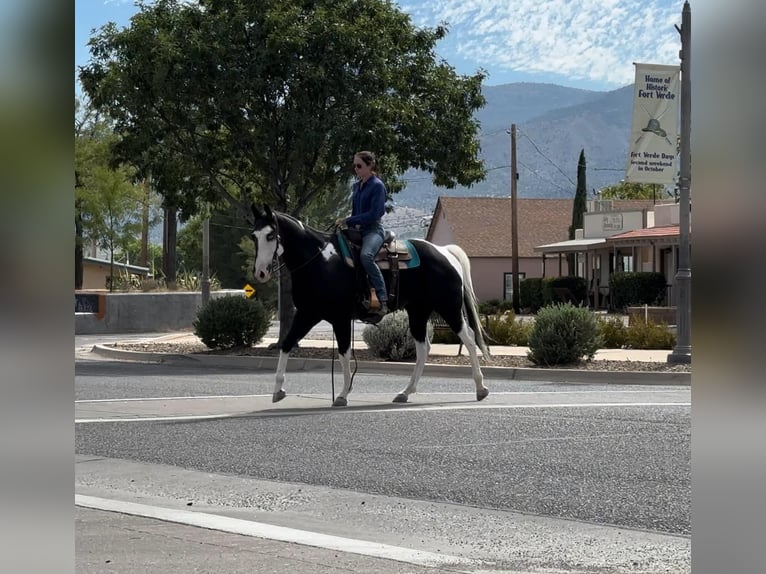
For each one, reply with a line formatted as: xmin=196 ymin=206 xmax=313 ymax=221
xmin=272 ymin=390 xmax=287 ymax=403
xmin=476 ymin=388 xmax=489 ymax=401
xmin=392 ymin=393 xmax=408 ymax=403
xmin=332 ymin=396 xmax=347 ymax=407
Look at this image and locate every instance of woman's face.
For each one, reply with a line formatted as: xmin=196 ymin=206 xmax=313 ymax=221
xmin=353 ymin=156 xmax=373 ymax=180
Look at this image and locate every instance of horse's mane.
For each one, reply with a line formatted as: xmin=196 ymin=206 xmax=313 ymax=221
xmin=275 ymin=211 xmax=334 ymax=243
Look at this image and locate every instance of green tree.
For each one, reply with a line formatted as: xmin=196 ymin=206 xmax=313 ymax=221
xmin=599 ymin=181 xmax=665 ymax=200
xmin=79 ymin=0 xmax=486 ymax=337
xmin=76 ymin=99 xmax=148 ymax=290
xmin=568 ymin=149 xmax=587 ymax=275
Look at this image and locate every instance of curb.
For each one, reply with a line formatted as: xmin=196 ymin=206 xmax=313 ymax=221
xmin=91 ymin=344 xmax=690 ymax=386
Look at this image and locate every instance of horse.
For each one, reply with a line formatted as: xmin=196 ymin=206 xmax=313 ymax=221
xmin=250 ymin=203 xmax=490 ymax=407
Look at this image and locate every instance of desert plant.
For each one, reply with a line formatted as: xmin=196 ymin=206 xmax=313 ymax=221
xmin=193 ymin=295 xmax=270 ymax=350
xmin=486 ymin=311 xmax=532 ymax=345
xmin=527 ymin=303 xmax=602 ymax=366
xmin=597 ymin=316 xmax=628 ymax=348
xmin=625 ymin=319 xmax=676 ymax=349
xmin=363 ymin=311 xmax=432 ymax=361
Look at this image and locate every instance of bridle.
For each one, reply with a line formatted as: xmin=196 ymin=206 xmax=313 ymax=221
xmin=255 ymin=211 xmax=329 ymax=277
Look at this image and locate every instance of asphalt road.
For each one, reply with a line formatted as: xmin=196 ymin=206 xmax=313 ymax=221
xmin=75 ymin=354 xmax=690 ymax=573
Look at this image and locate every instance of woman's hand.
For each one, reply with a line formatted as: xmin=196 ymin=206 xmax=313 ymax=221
xmin=335 ymin=218 xmax=346 ymax=228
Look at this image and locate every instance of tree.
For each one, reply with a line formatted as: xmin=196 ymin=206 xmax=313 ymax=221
xmin=76 ymin=98 xmax=148 ymax=290
xmin=599 ymin=181 xmax=667 ymax=200
xmin=568 ymin=149 xmax=587 ymax=275
xmin=79 ymin=0 xmax=487 ymax=338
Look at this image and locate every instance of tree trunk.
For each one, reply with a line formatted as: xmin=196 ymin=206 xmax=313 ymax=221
xmin=162 ymin=207 xmax=178 ymax=288
xmin=140 ymin=191 xmax=149 ymax=267
xmin=75 ymin=200 xmax=84 ymax=290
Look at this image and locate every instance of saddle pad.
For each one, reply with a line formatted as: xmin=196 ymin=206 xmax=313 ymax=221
xmin=336 ymin=233 xmax=420 ymax=269
xmin=376 ymin=239 xmax=419 ymax=269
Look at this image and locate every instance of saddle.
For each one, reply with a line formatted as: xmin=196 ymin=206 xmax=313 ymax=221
xmin=336 ymin=229 xmax=420 ymax=270
xmin=336 ymin=229 xmax=420 ymax=322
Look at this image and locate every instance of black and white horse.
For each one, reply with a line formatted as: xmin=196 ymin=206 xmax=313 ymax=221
xmin=250 ymin=204 xmax=489 ymax=407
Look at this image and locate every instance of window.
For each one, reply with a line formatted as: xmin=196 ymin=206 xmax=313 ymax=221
xmin=503 ymin=272 xmax=526 ymax=300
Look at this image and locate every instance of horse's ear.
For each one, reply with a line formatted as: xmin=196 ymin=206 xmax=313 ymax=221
xmin=263 ymin=203 xmax=274 ymax=219
xmin=251 ymin=202 xmax=263 ymax=219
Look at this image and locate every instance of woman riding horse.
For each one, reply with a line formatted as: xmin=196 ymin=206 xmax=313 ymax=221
xmin=251 ymin=203 xmax=489 ymax=407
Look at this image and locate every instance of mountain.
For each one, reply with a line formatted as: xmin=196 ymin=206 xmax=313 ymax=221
xmin=393 ymin=83 xmax=634 ymax=212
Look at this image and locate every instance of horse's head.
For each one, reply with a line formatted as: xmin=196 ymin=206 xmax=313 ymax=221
xmin=251 ymin=203 xmax=283 ymax=283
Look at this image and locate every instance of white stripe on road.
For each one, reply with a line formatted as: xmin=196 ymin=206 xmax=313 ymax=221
xmin=76 ymin=402 xmax=690 ymax=424
xmin=75 ymin=389 xmax=684 ymax=404
xmin=75 ymin=495 xmax=477 ymax=571
xmin=76 ymin=394 xmax=272 ymax=403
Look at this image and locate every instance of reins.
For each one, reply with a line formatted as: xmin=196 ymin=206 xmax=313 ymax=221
xmin=267 ymin=213 xmax=330 ymax=278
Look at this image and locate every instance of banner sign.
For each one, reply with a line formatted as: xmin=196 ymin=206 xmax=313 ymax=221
xmin=625 ymin=63 xmax=681 ymax=184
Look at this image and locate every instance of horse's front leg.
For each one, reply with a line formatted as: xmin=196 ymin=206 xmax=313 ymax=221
xmin=394 ymin=313 xmax=430 ymax=403
xmin=272 ymin=311 xmax=318 ymax=403
xmin=330 ymin=318 xmax=353 ymax=407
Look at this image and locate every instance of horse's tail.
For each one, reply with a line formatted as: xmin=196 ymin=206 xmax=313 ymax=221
xmin=444 ymin=244 xmax=490 ymax=357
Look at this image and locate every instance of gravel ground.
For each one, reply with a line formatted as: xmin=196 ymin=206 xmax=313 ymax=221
xmin=113 ymin=340 xmax=692 ymax=373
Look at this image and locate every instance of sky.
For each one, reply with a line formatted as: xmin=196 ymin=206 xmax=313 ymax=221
xmin=76 ymin=0 xmax=682 ymax=93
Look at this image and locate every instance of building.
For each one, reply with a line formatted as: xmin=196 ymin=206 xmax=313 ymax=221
xmin=81 ymin=256 xmax=151 ymax=290
xmin=425 ymin=197 xmax=572 ymax=301
xmin=534 ymin=200 xmax=684 ymax=308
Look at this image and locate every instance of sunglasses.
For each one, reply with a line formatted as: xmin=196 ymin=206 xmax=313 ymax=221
xmin=354 ymin=163 xmax=365 ymax=169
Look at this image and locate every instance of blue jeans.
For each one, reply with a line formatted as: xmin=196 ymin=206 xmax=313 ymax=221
xmin=360 ymin=227 xmax=387 ymax=303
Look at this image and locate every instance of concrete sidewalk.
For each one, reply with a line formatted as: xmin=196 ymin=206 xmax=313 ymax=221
xmin=148 ymin=331 xmax=675 ymax=363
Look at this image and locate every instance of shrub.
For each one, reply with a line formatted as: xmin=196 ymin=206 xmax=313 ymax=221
xmin=193 ymin=295 xmax=271 ymax=350
xmin=597 ymin=316 xmax=628 ymax=348
xmin=363 ymin=311 xmax=432 ymax=361
xmin=519 ymin=278 xmax=543 ymax=313
xmin=527 ymin=303 xmax=602 ymax=366
xmin=479 ymin=299 xmax=514 ymax=316
xmin=625 ymin=319 xmax=676 ymax=349
xmin=609 ymin=272 xmax=667 ymax=310
xmin=486 ymin=311 xmax=533 ymax=345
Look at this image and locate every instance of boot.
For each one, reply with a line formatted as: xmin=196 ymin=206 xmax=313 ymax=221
xmin=376 ymin=301 xmax=389 ymax=316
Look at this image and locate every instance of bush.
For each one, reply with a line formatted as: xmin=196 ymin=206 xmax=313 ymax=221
xmin=597 ymin=316 xmax=628 ymax=348
xmin=363 ymin=311 xmax=432 ymax=361
xmin=625 ymin=320 xmax=676 ymax=349
xmin=527 ymin=303 xmax=602 ymax=366
xmin=486 ymin=311 xmax=532 ymax=345
xmin=193 ymin=296 xmax=271 ymax=350
xmin=479 ymin=299 xmax=514 ymax=316
xmin=609 ymin=272 xmax=667 ymax=310
xmin=519 ymin=278 xmax=543 ymax=313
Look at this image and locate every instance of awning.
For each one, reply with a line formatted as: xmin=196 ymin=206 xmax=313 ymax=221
xmin=533 ymin=238 xmax=606 ymax=254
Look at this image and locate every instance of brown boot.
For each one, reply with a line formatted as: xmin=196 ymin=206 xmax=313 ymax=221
xmin=376 ymin=301 xmax=389 ymax=316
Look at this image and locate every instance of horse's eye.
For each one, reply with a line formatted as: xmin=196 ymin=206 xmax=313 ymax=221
xmin=266 ymin=231 xmax=276 ymax=241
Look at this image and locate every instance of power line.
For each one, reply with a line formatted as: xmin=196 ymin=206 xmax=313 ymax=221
xmin=517 ymin=160 xmax=570 ymax=193
xmin=517 ymin=129 xmax=577 ymax=187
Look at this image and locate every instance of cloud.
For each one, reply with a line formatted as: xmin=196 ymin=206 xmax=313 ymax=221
xmin=400 ymin=0 xmax=680 ymax=87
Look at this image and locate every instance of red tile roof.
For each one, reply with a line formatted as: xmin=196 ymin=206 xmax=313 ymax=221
xmin=608 ymin=225 xmax=680 ymax=240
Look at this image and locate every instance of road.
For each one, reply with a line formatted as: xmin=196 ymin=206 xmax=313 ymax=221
xmin=75 ymin=350 xmax=690 ymax=573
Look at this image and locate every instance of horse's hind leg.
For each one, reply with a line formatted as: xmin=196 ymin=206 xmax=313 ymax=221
xmin=393 ymin=312 xmax=430 ymax=403
xmin=455 ymin=320 xmax=489 ymax=401
xmin=272 ymin=311 xmax=318 ymax=403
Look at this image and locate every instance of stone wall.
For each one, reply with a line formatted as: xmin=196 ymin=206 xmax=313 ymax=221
xmin=75 ymin=290 xmax=245 ymax=334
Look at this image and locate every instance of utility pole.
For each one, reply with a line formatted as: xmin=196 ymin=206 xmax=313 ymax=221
xmin=668 ymin=0 xmax=691 ymax=364
xmin=510 ymin=124 xmax=520 ymax=314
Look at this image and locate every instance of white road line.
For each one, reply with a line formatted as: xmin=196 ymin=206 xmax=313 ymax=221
xmin=75 ymin=402 xmax=690 ymax=424
xmin=75 ymin=389 xmax=686 ymax=404
xmin=76 ymin=394 xmax=272 ymax=403
xmin=75 ymin=495 xmax=478 ymax=571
